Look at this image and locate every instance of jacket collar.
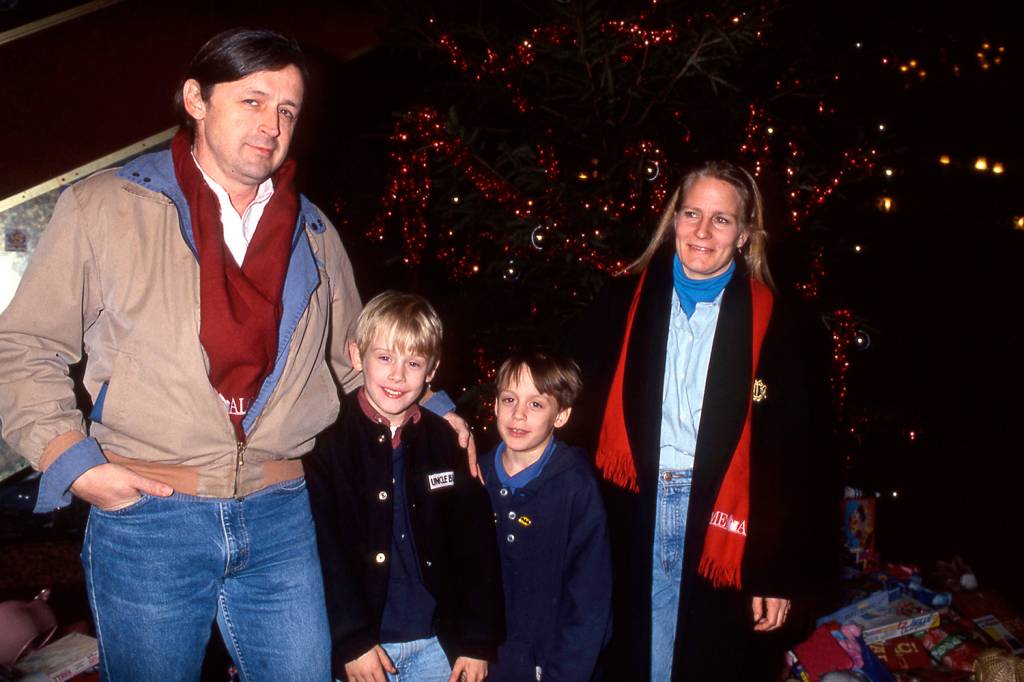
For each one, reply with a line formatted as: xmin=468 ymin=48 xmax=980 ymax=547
xmin=621 ymin=246 xmax=752 ymax=498
xmin=621 ymin=247 xmax=673 ymax=494
xmin=483 ymin=439 xmax=583 ymax=497
xmin=356 ymin=387 xmax=422 ymax=448
xmin=116 ymin=149 xmax=326 ymax=258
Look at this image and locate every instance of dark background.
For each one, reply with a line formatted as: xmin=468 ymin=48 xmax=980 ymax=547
xmin=1 ymin=0 xmax=1021 ymax=673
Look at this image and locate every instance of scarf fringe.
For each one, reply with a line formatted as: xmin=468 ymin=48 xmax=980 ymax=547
xmin=595 ymin=445 xmax=641 ymax=493
xmin=698 ymin=553 xmax=743 ymax=590
xmin=696 ymin=279 xmax=773 ymax=589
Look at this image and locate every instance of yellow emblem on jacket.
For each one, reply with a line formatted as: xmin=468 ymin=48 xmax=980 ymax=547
xmin=752 ymin=378 xmax=767 ymax=403
xmin=517 ymin=515 xmax=532 ymax=527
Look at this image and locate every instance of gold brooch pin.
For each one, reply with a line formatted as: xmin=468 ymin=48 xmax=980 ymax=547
xmin=517 ymin=515 xmax=533 ymax=527
xmin=752 ymin=378 xmax=767 ymax=403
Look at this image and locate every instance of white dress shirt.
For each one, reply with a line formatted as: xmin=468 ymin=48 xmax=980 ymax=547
xmin=192 ymin=153 xmax=275 ymax=267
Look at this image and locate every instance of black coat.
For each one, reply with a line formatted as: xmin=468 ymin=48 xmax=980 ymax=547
xmin=304 ymin=392 xmax=505 ymax=674
xmin=566 ymin=248 xmax=838 ymax=681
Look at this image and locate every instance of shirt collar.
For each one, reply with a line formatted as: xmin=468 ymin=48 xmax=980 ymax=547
xmin=357 ymin=387 xmax=421 ymax=447
xmin=494 ymin=437 xmax=559 ymax=493
xmin=191 ymin=152 xmax=274 ymax=216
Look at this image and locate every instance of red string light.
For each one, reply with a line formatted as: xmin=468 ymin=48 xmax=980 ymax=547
xmin=602 ymin=16 xmax=679 ymax=52
xmin=372 ymin=105 xmax=672 ymax=278
xmin=373 ymin=6 xmax=883 ymax=425
xmin=797 ymin=247 xmax=826 ymax=301
xmin=369 ymin=106 xmax=532 ymax=271
xmin=830 ymin=308 xmax=857 ymax=414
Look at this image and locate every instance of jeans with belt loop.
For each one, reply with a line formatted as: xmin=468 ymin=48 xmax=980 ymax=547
xmin=650 ymin=468 xmax=693 ymax=681
xmin=82 ymin=477 xmax=331 ymax=682
xmin=380 ymin=635 xmax=452 ymax=682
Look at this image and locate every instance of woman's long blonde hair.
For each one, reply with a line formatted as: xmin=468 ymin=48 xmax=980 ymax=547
xmin=626 ymin=160 xmax=774 ymax=288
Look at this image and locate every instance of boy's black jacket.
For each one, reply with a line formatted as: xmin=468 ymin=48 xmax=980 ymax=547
xmin=304 ymin=391 xmax=505 ymax=673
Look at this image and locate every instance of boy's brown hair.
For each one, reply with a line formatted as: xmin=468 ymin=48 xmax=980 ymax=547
xmin=495 ymin=351 xmax=583 ymax=410
xmin=352 ymin=291 xmax=443 ymax=371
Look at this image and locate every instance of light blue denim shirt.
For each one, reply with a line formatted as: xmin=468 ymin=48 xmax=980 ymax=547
xmin=658 ymin=288 xmax=723 ymax=469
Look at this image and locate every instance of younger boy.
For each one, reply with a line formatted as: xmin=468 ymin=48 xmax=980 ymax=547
xmin=481 ymin=351 xmax=612 ymax=681
xmin=305 ymin=291 xmax=504 ymax=682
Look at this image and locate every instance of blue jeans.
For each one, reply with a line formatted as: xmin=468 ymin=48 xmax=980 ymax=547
xmin=381 ymin=636 xmax=451 ymax=681
xmin=650 ymin=468 xmax=692 ymax=682
xmin=81 ymin=477 xmax=331 ymax=682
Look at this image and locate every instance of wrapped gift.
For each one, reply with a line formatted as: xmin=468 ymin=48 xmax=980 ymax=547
xmin=853 ymin=596 xmax=940 ymax=645
xmin=820 ymin=586 xmax=904 ymax=628
xmin=973 ymin=615 xmax=1024 ymax=655
xmin=952 ymin=590 xmax=1024 ymax=655
xmin=916 ymin=623 xmax=985 ymax=671
xmin=868 ymin=634 xmax=934 ymax=671
xmin=792 ymin=624 xmax=856 ymax=680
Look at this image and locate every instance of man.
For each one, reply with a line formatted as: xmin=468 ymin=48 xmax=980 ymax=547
xmin=0 ymin=28 xmax=466 ymax=681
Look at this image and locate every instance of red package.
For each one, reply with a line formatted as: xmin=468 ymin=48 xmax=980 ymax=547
xmin=868 ymin=635 xmax=933 ymax=670
xmin=792 ymin=625 xmax=854 ymax=680
xmin=951 ymin=591 xmax=1024 ymax=654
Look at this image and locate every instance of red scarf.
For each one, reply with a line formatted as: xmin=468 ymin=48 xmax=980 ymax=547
xmin=171 ymin=130 xmax=297 ymax=441
xmin=594 ymin=269 xmax=773 ymax=589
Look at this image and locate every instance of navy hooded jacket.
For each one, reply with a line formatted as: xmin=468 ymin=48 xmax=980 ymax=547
xmin=481 ymin=440 xmax=612 ymax=681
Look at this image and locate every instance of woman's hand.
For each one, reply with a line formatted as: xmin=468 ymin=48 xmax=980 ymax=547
xmin=448 ymin=656 xmax=488 ymax=682
xmin=344 ymin=645 xmax=396 ymax=682
xmin=751 ymin=596 xmax=790 ymax=632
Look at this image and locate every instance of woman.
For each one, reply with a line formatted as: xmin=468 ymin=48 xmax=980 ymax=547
xmin=568 ymin=161 xmax=835 ymax=680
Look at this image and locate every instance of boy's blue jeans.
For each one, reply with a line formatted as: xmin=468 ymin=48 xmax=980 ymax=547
xmin=381 ymin=636 xmax=451 ymax=681
xmin=650 ymin=468 xmax=692 ymax=682
xmin=81 ymin=477 xmax=331 ymax=682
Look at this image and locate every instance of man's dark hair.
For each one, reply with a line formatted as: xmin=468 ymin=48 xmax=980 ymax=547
xmin=174 ymin=28 xmax=309 ymax=128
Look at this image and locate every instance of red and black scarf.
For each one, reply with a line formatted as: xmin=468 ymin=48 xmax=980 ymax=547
xmin=594 ymin=267 xmax=773 ymax=589
xmin=171 ymin=129 xmax=297 ymax=441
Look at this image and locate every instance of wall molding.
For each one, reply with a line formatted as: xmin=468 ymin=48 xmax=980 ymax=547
xmin=0 ymin=0 xmax=125 ymax=47
xmin=0 ymin=126 xmax=177 ymax=213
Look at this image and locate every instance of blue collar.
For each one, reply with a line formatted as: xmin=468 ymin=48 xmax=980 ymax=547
xmin=116 ymin=149 xmax=327 ymax=258
xmin=672 ymin=255 xmax=735 ymax=317
xmin=495 ymin=437 xmax=558 ymax=493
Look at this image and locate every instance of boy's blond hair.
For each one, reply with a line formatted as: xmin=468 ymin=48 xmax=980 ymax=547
xmin=353 ymin=291 xmax=443 ymax=371
xmin=495 ymin=351 xmax=583 ymax=410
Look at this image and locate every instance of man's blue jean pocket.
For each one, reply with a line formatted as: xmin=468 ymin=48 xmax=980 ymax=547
xmin=82 ymin=478 xmax=330 ymax=682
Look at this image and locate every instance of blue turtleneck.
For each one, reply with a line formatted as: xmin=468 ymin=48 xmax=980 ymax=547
xmin=672 ymin=255 xmax=735 ymax=318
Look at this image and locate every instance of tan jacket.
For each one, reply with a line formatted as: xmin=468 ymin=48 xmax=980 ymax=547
xmin=0 ymin=151 xmax=361 ymax=497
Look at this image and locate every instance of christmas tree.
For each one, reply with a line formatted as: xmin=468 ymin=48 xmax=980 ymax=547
xmin=293 ymin=0 xmax=1021 ymax=606
xmin=361 ymin=0 xmax=891 ymax=430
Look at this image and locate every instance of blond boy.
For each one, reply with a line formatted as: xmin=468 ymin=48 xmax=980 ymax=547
xmin=305 ymin=291 xmax=504 ymax=682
